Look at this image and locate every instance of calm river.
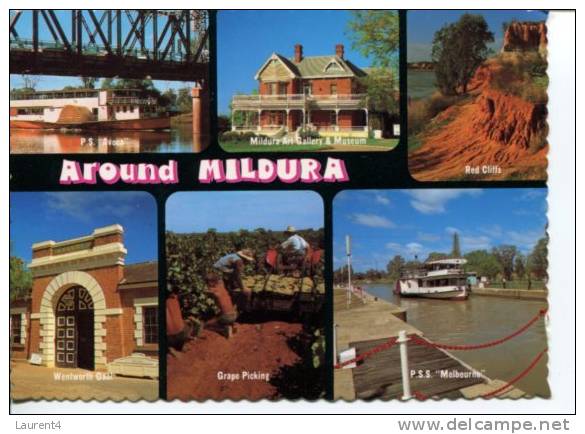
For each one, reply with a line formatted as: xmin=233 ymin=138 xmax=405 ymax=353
xmin=364 ymin=283 xmax=549 ymax=397
xmin=10 ymin=125 xmax=208 ymax=153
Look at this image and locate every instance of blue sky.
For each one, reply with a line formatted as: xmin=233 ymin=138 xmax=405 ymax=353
xmin=407 ymin=10 xmax=548 ymax=62
xmin=217 ymin=10 xmax=384 ymax=115
xmin=9 ymin=10 xmax=193 ymax=92
xmin=333 ymin=189 xmax=548 ymax=272
xmin=167 ymin=191 xmax=323 ymax=233
xmin=10 ymin=192 xmax=157 ymax=265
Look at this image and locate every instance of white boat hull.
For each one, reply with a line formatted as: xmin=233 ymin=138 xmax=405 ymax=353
xmin=395 ymin=281 xmax=469 ymax=300
xmin=401 ymin=289 xmax=468 ymax=300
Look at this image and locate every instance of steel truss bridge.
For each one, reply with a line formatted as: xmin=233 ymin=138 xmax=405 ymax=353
xmin=10 ymin=10 xmax=209 ymax=81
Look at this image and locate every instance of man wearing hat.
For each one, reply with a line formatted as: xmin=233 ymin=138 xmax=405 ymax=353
xmin=213 ymin=249 xmax=255 ymax=308
xmin=278 ymin=226 xmax=309 ymax=274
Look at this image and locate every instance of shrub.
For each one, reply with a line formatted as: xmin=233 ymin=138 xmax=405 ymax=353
xmin=408 ymin=93 xmax=462 ymax=135
xmin=298 ymin=129 xmax=320 ymax=141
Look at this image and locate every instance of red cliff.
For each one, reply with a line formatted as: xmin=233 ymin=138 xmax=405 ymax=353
xmin=502 ymin=21 xmax=547 ymax=53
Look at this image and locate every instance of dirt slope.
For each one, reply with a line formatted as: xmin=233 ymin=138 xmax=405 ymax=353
xmin=409 ymin=56 xmax=548 ymax=181
xmin=167 ymin=321 xmax=302 ymax=401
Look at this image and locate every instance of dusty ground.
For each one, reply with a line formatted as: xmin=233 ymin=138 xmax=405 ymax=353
xmin=10 ymin=360 xmax=158 ymax=401
xmin=167 ymin=321 xmax=303 ymax=401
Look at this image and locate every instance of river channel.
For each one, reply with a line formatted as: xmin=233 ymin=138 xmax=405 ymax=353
xmin=364 ymin=283 xmax=549 ymax=397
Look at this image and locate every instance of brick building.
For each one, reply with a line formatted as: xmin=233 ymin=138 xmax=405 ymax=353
xmin=231 ymin=44 xmax=371 ymax=137
xmin=10 ymin=225 xmax=158 ymax=371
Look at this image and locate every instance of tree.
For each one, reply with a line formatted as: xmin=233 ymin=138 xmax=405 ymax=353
xmin=432 ymin=14 xmax=494 ymax=95
xmin=175 ymin=88 xmax=193 ymax=113
xmin=10 ymin=255 xmax=32 ymax=301
xmin=20 ymin=74 xmax=40 ymax=91
xmin=515 ymin=253 xmax=526 ymax=279
xmin=528 ymin=237 xmax=548 ymax=281
xmin=358 ymin=68 xmax=399 ymax=131
xmin=492 ymin=245 xmax=517 ymax=280
xmin=464 ymin=250 xmax=501 ymax=279
xmin=347 ymin=11 xmax=399 ymax=69
xmin=100 ymin=77 xmax=115 ymax=89
xmin=426 ymin=252 xmax=448 ymax=262
xmin=386 ymin=255 xmax=405 ymax=280
xmin=80 ymin=77 xmax=98 ymax=89
xmin=451 ymin=232 xmax=461 ymax=257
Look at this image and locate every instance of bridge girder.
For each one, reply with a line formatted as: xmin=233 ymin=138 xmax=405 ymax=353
xmin=9 ymin=9 xmax=209 ymax=82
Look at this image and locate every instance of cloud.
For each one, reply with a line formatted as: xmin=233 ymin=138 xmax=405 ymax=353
xmin=374 ymin=192 xmax=391 ymax=206
xmin=461 ymin=235 xmax=492 ymax=251
xmin=417 ymin=232 xmax=440 ymax=242
xmin=445 ymin=226 xmax=460 ymax=235
xmin=386 ymin=241 xmax=425 ymax=257
xmin=44 ymin=192 xmax=146 ymax=223
xmin=406 ymin=189 xmax=482 ymax=214
xmin=505 ymin=230 xmax=544 ymax=251
xmin=480 ymin=224 xmax=503 ymax=238
xmin=516 ymin=189 xmax=547 ymax=202
xmin=350 ymin=213 xmax=395 ymax=228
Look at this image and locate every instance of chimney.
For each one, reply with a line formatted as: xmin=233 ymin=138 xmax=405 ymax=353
xmin=335 ymin=44 xmax=344 ymax=59
xmin=294 ymin=44 xmax=303 ymax=63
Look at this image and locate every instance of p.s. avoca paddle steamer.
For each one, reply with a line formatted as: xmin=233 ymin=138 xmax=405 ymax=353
xmin=10 ymin=88 xmax=170 ymax=131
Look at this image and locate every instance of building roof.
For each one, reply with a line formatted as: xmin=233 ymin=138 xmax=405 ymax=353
xmin=119 ymin=261 xmax=158 ymax=288
xmin=257 ymin=53 xmax=368 ymax=80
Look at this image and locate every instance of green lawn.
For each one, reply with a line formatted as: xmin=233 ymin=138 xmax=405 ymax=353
xmin=220 ymin=138 xmax=398 ymax=153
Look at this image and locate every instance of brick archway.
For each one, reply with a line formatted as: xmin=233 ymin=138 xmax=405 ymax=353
xmin=39 ymin=271 xmax=107 ymax=368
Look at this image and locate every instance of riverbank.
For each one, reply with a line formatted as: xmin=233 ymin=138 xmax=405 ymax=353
xmin=473 ymin=287 xmax=547 ymax=300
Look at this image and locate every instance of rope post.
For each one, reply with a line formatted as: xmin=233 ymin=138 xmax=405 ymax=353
xmin=398 ymin=330 xmax=412 ymax=400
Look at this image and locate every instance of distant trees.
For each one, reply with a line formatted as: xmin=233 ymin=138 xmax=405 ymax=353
xmin=464 ymin=250 xmax=502 ymax=279
xmin=528 ymin=236 xmax=548 ymax=281
xmin=10 ymin=254 xmax=31 ymax=301
xmin=492 ymin=245 xmax=518 ymax=281
xmin=426 ymin=252 xmax=448 ymax=262
xmin=515 ymin=253 xmax=526 ymax=280
xmin=333 ymin=234 xmax=548 ymax=285
xmin=432 ymin=14 xmax=494 ymax=95
xmin=81 ymin=77 xmax=98 ymax=89
xmin=386 ymin=255 xmax=405 ymax=280
xmin=98 ymin=77 xmax=193 ymax=113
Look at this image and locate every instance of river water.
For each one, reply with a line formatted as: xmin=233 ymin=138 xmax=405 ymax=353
xmin=364 ymin=283 xmax=550 ymax=397
xmin=10 ymin=125 xmax=208 ymax=153
xmin=407 ymin=70 xmax=437 ymax=100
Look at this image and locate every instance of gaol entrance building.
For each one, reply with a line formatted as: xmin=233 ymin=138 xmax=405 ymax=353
xmin=10 ymin=225 xmax=159 ymax=370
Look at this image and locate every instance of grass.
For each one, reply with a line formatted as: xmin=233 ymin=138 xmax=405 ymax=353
xmin=220 ymin=142 xmax=331 ymax=152
xmin=219 ymin=137 xmax=398 ymax=153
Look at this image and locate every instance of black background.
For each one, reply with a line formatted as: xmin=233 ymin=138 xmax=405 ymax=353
xmin=9 ymin=10 xmax=547 ymax=402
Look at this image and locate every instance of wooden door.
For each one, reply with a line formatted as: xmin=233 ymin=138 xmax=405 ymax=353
xmin=55 ymin=286 xmax=94 ymax=370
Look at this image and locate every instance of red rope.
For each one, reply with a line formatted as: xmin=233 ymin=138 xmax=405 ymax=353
xmin=335 ymin=337 xmax=398 ymax=369
xmin=482 ymin=348 xmax=548 ymax=398
xmin=410 ymin=308 xmax=547 ymax=351
xmin=413 ymin=391 xmax=428 ymax=401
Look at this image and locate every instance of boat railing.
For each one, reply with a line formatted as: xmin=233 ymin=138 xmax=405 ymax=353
xmin=107 ymin=97 xmax=158 ymax=106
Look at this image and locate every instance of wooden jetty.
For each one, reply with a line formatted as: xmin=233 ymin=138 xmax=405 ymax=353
xmin=333 ymin=287 xmax=524 ymax=400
